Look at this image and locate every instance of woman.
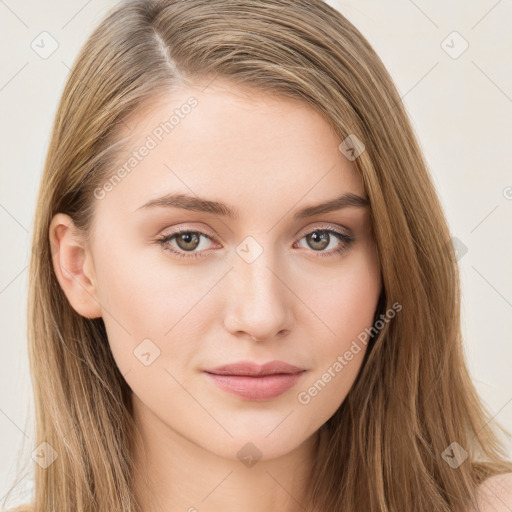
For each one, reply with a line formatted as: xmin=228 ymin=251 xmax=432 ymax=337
xmin=8 ymin=0 xmax=512 ymax=510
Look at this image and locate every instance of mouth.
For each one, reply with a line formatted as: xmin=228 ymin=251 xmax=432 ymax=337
xmin=203 ymin=360 xmax=307 ymax=401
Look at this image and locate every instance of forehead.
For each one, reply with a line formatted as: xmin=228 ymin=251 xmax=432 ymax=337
xmin=97 ymin=80 xmax=366 ymax=220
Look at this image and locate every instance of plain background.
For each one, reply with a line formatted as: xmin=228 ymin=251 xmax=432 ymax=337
xmin=1 ymin=0 xmax=511 ymax=507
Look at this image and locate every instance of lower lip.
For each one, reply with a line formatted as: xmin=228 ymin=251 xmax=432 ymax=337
xmin=204 ymin=371 xmax=305 ymax=401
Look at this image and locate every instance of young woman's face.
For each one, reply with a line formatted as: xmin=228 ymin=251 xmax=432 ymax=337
xmin=58 ymin=79 xmax=381 ymax=461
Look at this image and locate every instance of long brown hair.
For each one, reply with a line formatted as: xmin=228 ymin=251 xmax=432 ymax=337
xmin=7 ymin=0 xmax=512 ymax=510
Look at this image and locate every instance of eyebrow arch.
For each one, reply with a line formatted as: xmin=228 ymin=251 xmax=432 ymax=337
xmin=135 ymin=192 xmax=369 ymax=219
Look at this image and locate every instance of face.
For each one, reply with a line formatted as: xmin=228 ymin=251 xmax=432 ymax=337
xmin=51 ymin=79 xmax=382 ymax=462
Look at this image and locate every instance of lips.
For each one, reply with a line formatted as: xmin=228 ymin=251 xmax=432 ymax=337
xmin=204 ymin=360 xmax=305 ymax=376
xmin=203 ymin=360 xmax=306 ymax=401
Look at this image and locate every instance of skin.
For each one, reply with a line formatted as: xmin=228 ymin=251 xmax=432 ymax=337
xmin=50 ymin=78 xmax=382 ymax=512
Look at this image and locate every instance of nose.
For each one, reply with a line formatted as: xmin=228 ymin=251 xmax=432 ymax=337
xmin=223 ymin=248 xmax=294 ymax=343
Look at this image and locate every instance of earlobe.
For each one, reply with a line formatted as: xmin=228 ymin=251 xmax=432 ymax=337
xmin=48 ymin=213 xmax=103 ymax=319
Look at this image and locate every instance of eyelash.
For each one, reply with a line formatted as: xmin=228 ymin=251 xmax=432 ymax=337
xmin=156 ymin=225 xmax=355 ymax=260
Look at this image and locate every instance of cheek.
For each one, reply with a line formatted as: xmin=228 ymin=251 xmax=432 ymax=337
xmin=301 ymin=240 xmax=381 ymax=349
xmin=90 ymin=243 xmax=173 ymax=374
xmin=92 ymin=242 xmax=219 ymax=377
xmin=294 ymin=243 xmax=381 ymax=415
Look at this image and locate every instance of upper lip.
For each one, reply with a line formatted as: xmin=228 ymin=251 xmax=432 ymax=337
xmin=204 ymin=360 xmax=305 ymax=376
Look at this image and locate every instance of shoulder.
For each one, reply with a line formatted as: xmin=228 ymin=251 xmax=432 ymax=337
xmin=6 ymin=505 xmax=33 ymax=512
xmin=473 ymin=472 xmax=512 ymax=512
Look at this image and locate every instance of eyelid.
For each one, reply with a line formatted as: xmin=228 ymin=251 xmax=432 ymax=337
xmin=160 ymin=223 xmax=218 ymax=240
xmin=295 ymin=222 xmax=352 ymax=239
xmin=159 ymin=222 xmax=352 ymax=244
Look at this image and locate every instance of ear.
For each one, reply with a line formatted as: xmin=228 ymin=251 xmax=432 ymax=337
xmin=49 ymin=213 xmax=103 ymax=319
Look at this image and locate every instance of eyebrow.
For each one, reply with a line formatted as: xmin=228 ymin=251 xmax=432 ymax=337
xmin=136 ymin=192 xmax=369 ymax=219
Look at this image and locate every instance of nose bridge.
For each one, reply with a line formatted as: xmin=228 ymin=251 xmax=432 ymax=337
xmin=234 ymin=237 xmax=285 ymax=306
xmin=224 ymin=234 xmax=293 ymax=338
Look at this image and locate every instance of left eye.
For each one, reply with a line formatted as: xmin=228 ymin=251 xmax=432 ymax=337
xmin=157 ymin=230 xmax=215 ymax=259
xmin=157 ymin=227 xmax=354 ymax=260
xmin=294 ymin=229 xmax=354 ymax=256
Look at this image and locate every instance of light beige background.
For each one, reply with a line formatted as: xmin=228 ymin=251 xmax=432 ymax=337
xmin=1 ymin=0 xmax=511 ymax=507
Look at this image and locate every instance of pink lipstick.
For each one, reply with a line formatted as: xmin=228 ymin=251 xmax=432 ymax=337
xmin=203 ymin=360 xmax=306 ymax=401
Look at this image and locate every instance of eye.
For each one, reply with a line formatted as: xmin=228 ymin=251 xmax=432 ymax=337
xmin=156 ymin=228 xmax=217 ymax=260
xmin=294 ymin=227 xmax=355 ymax=258
xmin=156 ymin=225 xmax=355 ymax=260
